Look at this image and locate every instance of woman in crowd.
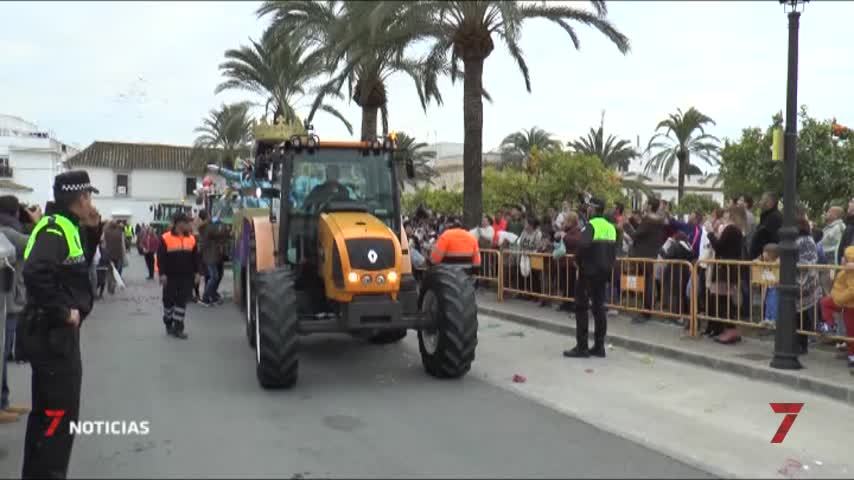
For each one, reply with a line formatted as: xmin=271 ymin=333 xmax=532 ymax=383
xmin=705 ymin=205 xmax=747 ymax=342
xmin=795 ymin=208 xmax=822 ymax=355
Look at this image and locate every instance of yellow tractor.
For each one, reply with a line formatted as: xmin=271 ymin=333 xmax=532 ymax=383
xmin=233 ymin=122 xmax=478 ymax=389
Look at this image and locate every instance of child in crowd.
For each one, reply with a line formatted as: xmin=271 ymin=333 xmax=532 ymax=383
xmin=818 ymin=246 xmax=854 ymax=369
xmin=758 ymin=243 xmax=780 ymax=328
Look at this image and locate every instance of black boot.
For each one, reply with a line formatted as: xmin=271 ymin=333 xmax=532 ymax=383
xmin=164 ymin=320 xmax=174 ymax=336
xmin=172 ymin=321 xmax=188 ymax=340
xmin=563 ymin=345 xmax=590 ymax=358
xmin=590 ymin=343 xmax=606 ymax=358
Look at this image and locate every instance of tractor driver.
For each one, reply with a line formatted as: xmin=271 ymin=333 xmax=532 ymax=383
xmin=302 ymin=164 xmax=353 ymax=212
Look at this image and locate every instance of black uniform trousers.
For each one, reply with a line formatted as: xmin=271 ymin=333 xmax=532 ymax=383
xmin=22 ymin=326 xmax=82 ymax=479
xmin=163 ymin=275 xmax=194 ymax=333
xmin=575 ymin=273 xmax=609 ymax=350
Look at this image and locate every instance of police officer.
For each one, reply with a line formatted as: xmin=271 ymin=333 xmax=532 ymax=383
xmin=564 ymin=197 xmax=617 ymax=359
xmin=19 ymin=171 xmax=102 ymax=479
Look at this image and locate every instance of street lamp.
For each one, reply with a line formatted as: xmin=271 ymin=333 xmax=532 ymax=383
xmin=771 ymin=0 xmax=809 ymax=370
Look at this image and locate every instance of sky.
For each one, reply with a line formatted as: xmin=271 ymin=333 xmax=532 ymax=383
xmin=2 ymin=0 xmax=852 ymax=173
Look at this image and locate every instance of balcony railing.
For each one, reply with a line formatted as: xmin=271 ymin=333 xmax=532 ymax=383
xmin=0 ymin=165 xmax=13 ymax=178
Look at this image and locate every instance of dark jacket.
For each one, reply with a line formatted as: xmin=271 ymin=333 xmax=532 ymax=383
xmin=629 ymin=213 xmax=667 ymax=259
xmin=158 ymin=229 xmax=200 ymax=278
xmin=576 ymin=215 xmax=617 ymax=278
xmin=22 ymin=209 xmax=100 ymax=329
xmin=198 ymin=222 xmax=228 ymax=265
xmin=708 ymin=225 xmax=744 ymax=284
xmin=563 ymin=224 xmax=582 ymax=255
xmin=669 ymin=218 xmax=702 ymax=259
xmin=749 ymin=207 xmax=782 ymax=260
xmin=103 ymin=222 xmax=126 ymax=263
xmin=837 ymin=214 xmax=854 ymax=265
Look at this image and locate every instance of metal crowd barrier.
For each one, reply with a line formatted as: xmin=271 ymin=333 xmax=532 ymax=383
xmin=472 ymin=247 xmax=854 ymax=347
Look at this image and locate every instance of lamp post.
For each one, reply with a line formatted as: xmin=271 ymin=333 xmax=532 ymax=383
xmin=771 ymin=0 xmax=809 ymax=370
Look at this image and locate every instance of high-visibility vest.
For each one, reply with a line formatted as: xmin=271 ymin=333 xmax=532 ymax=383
xmin=24 ymin=214 xmax=84 ymax=261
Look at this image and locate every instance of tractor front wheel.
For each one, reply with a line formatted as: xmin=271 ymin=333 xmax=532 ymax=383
xmin=255 ymin=267 xmax=299 ymax=389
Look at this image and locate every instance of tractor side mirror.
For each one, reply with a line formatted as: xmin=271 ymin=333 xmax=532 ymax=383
xmin=405 ymin=158 xmax=415 ymax=179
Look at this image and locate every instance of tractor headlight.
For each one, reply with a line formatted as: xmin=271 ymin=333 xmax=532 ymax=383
xmin=376 ymin=274 xmax=386 ymax=285
xmin=292 ymin=137 xmax=302 ymax=149
xmin=348 ymin=272 xmax=359 ymax=283
xmin=362 ymin=274 xmax=372 ymax=285
xmin=306 ymin=137 xmax=317 ymax=150
xmin=387 ymin=271 xmax=398 ymax=283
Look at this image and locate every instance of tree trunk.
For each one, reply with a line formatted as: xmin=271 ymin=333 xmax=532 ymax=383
xmin=381 ymin=103 xmax=389 ymax=136
xmin=677 ymin=155 xmax=687 ymax=202
xmin=462 ymin=57 xmax=485 ymax=229
xmin=361 ymin=106 xmax=378 ymax=141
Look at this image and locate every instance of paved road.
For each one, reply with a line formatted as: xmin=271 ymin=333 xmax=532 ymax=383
xmin=0 ymin=256 xmax=710 ymax=478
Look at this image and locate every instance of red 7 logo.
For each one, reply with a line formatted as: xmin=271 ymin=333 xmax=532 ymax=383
xmin=770 ymin=403 xmax=803 ymax=444
xmin=44 ymin=409 xmax=66 ymax=437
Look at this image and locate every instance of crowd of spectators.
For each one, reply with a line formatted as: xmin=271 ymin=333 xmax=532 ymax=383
xmin=406 ymin=192 xmax=854 ymax=369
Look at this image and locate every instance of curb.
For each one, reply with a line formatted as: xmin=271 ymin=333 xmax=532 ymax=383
xmin=478 ymin=305 xmax=854 ymax=406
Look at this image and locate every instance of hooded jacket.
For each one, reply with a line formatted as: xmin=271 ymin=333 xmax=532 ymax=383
xmin=0 ymin=212 xmax=29 ymax=314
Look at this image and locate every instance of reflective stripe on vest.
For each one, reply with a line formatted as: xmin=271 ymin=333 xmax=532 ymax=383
xmin=589 ymin=217 xmax=617 ymax=242
xmin=23 ymin=214 xmax=84 ymax=260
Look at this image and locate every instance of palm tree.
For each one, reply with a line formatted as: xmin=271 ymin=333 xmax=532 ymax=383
xmin=644 ymin=107 xmax=721 ymax=200
xmin=216 ymin=27 xmax=352 ymax=134
xmin=568 ymin=112 xmax=637 ymax=171
xmin=258 ymin=1 xmax=442 ymax=140
xmin=193 ymin=102 xmax=254 ymax=168
xmin=393 ymin=133 xmax=438 ymax=190
xmin=374 ymin=1 xmax=629 ymax=228
xmin=499 ymin=126 xmax=561 ymax=170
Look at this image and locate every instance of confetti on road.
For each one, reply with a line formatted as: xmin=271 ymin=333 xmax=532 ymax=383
xmin=584 ymin=369 xmax=594 ymax=374
xmin=512 ymin=374 xmax=527 ymax=383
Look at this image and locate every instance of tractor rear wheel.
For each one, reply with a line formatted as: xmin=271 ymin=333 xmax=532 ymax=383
xmin=255 ymin=267 xmax=299 ymax=389
xmin=368 ymin=329 xmax=408 ymax=344
xmin=244 ymin=264 xmax=257 ymax=349
xmin=417 ymin=266 xmax=478 ymax=378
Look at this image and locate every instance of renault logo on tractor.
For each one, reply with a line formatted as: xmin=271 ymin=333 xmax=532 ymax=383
xmin=367 ymin=249 xmax=378 ymax=264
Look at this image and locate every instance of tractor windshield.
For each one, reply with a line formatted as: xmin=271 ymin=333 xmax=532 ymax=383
xmin=283 ymin=147 xmax=399 ymax=265
xmin=288 ymin=149 xmax=395 ymax=225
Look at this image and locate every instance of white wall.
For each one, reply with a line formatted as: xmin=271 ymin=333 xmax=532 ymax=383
xmin=85 ymin=167 xmax=201 ymax=224
xmin=7 ymin=149 xmax=60 ymax=208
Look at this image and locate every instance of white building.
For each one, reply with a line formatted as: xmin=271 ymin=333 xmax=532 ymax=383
xmin=405 ymin=142 xmax=502 ymax=192
xmin=621 ymin=171 xmax=725 ymax=210
xmin=67 ymin=141 xmax=215 ymax=224
xmin=0 ymin=114 xmax=80 ymax=208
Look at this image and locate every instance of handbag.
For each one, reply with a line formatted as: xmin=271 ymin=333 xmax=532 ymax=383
xmin=552 ymin=241 xmax=566 ymax=259
xmin=111 ymin=262 xmax=126 ymax=290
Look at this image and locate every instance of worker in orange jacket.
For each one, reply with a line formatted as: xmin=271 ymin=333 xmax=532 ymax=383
xmin=430 ymin=218 xmax=481 ymax=268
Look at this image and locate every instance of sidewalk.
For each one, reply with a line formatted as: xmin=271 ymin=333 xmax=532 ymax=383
xmin=477 ymin=291 xmax=854 ymax=405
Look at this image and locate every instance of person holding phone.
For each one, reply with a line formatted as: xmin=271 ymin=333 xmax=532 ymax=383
xmin=18 ymin=171 xmax=102 ymax=479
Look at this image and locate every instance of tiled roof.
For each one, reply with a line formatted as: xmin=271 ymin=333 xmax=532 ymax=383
xmin=67 ymin=141 xmax=222 ymax=173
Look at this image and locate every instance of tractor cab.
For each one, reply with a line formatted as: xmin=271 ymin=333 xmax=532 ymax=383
xmin=270 ymin=135 xmax=413 ymax=316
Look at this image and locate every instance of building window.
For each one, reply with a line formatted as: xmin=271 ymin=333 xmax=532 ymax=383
xmin=116 ymin=174 xmax=129 ymax=197
xmin=0 ymin=156 xmax=11 ymax=178
xmin=185 ymin=177 xmax=197 ymax=197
